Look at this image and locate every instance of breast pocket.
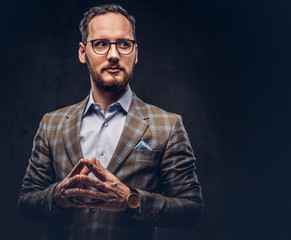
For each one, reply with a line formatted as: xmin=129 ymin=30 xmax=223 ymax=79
xmin=130 ymin=149 xmax=159 ymax=164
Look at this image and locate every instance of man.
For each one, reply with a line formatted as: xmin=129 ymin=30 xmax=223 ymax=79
xmin=18 ymin=4 xmax=204 ymax=240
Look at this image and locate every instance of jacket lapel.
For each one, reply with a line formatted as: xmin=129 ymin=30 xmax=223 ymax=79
xmin=107 ymin=94 xmax=149 ymax=174
xmin=62 ymin=97 xmax=88 ymax=167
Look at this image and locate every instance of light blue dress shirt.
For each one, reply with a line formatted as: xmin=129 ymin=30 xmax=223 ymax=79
xmin=80 ymin=87 xmax=133 ymax=169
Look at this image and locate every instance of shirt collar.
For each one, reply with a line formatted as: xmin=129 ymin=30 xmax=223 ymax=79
xmin=83 ymin=87 xmax=133 ymax=116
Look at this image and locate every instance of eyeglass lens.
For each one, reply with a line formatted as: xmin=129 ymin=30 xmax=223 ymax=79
xmin=92 ymin=40 xmax=134 ymax=55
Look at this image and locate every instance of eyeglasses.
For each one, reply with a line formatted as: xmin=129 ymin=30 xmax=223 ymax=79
xmin=84 ymin=39 xmax=136 ymax=55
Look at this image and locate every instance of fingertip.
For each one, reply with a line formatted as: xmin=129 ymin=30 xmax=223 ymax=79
xmin=94 ymin=159 xmax=101 ymax=165
xmin=95 ymin=159 xmax=104 ymax=169
xmin=80 ymin=166 xmax=90 ymax=175
xmin=78 ymin=159 xmax=85 ymax=164
xmin=85 ymin=159 xmax=92 ymax=164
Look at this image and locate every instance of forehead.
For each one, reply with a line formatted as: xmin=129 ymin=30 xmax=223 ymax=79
xmin=87 ymin=13 xmax=133 ymax=40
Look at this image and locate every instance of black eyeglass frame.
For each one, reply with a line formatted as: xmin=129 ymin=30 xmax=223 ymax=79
xmin=84 ymin=39 xmax=136 ymax=55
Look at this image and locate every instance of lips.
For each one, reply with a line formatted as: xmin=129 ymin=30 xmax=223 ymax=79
xmin=106 ymin=68 xmax=121 ymax=73
xmin=102 ymin=65 xmax=124 ymax=73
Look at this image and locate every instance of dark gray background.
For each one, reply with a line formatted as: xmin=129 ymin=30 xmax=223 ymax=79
xmin=1 ymin=0 xmax=290 ymax=239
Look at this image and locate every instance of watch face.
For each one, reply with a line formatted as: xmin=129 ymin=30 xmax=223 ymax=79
xmin=128 ymin=193 xmax=140 ymax=209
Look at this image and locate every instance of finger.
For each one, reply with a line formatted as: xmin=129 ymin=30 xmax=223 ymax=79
xmin=91 ymin=159 xmax=121 ymax=185
xmin=64 ymin=188 xmax=101 ymax=199
xmin=76 ymin=159 xmax=98 ymax=176
xmin=62 ymin=175 xmax=79 ymax=189
xmin=77 ymin=175 xmax=106 ymax=191
xmin=80 ymin=165 xmax=91 ymax=175
xmin=92 ymin=158 xmax=108 ymax=174
xmin=69 ymin=197 xmax=85 ymax=206
xmin=84 ymin=159 xmax=106 ymax=181
xmin=64 ymin=188 xmax=102 ymax=200
xmin=63 ymin=174 xmax=88 ymax=189
xmin=65 ymin=188 xmax=109 ymax=201
xmin=67 ymin=174 xmax=106 ymax=191
xmin=68 ymin=159 xmax=86 ymax=178
xmin=63 ymin=174 xmax=106 ymax=190
xmin=91 ymin=158 xmax=105 ymax=169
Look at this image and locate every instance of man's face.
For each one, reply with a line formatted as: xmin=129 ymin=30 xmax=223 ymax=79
xmin=79 ymin=13 xmax=138 ymax=93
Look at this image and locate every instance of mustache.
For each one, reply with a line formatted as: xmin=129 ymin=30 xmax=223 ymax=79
xmin=101 ymin=64 xmax=125 ymax=72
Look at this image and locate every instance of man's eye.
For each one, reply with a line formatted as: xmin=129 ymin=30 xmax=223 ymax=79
xmin=94 ymin=41 xmax=108 ymax=48
xmin=118 ymin=41 xmax=131 ymax=49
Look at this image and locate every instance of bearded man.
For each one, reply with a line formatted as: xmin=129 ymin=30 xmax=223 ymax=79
xmin=18 ymin=4 xmax=204 ymax=240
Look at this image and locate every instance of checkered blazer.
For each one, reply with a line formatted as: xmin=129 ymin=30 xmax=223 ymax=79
xmin=19 ymin=93 xmax=203 ymax=240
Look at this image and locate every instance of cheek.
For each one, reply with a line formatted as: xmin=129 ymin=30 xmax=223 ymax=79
xmin=87 ymin=55 xmax=104 ymax=70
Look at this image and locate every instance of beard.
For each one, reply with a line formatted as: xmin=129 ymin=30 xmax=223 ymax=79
xmin=86 ymin=55 xmax=135 ymax=93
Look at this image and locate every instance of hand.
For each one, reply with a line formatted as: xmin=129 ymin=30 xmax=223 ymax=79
xmin=53 ymin=158 xmax=131 ymax=212
xmin=53 ymin=159 xmax=98 ymax=208
xmin=86 ymin=158 xmax=130 ymax=212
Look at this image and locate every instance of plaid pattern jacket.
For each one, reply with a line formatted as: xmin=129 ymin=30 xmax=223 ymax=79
xmin=19 ymin=94 xmax=204 ymax=240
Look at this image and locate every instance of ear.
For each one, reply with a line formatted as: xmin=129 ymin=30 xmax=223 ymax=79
xmin=79 ymin=42 xmax=86 ymax=64
xmin=134 ymin=43 xmax=138 ymax=64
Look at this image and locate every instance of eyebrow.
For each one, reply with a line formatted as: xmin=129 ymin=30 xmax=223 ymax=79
xmin=93 ymin=38 xmax=134 ymax=41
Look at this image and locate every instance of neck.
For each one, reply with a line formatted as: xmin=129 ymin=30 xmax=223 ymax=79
xmin=91 ymin=84 xmax=128 ymax=115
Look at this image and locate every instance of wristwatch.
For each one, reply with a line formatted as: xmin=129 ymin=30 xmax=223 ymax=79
xmin=126 ymin=188 xmax=140 ymax=209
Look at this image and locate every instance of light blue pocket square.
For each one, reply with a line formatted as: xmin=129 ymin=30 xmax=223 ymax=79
xmin=134 ymin=140 xmax=152 ymax=151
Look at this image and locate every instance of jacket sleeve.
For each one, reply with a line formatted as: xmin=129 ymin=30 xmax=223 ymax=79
xmin=18 ymin=114 xmax=62 ymax=222
xmin=131 ymin=115 xmax=204 ymax=229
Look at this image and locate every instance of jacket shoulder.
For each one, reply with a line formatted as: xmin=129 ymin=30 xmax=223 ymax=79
xmin=42 ymin=97 xmax=88 ymax=125
xmin=144 ymin=102 xmax=177 ymax=116
xmin=145 ymin=102 xmax=182 ymax=125
xmin=133 ymin=94 xmax=181 ymax=126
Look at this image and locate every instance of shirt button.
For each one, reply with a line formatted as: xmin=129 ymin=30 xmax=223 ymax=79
xmin=94 ymin=105 xmax=99 ymax=110
xmin=104 ymin=122 xmax=108 ymax=127
xmin=100 ymin=150 xmax=104 ymax=156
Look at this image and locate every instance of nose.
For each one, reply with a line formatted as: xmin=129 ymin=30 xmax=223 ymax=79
xmin=107 ymin=43 xmax=120 ymax=61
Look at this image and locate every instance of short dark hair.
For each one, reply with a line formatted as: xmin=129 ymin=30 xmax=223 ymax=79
xmin=79 ymin=4 xmax=136 ymax=43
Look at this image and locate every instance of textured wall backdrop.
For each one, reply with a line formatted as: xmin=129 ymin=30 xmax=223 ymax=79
xmin=1 ymin=0 xmax=290 ymax=239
